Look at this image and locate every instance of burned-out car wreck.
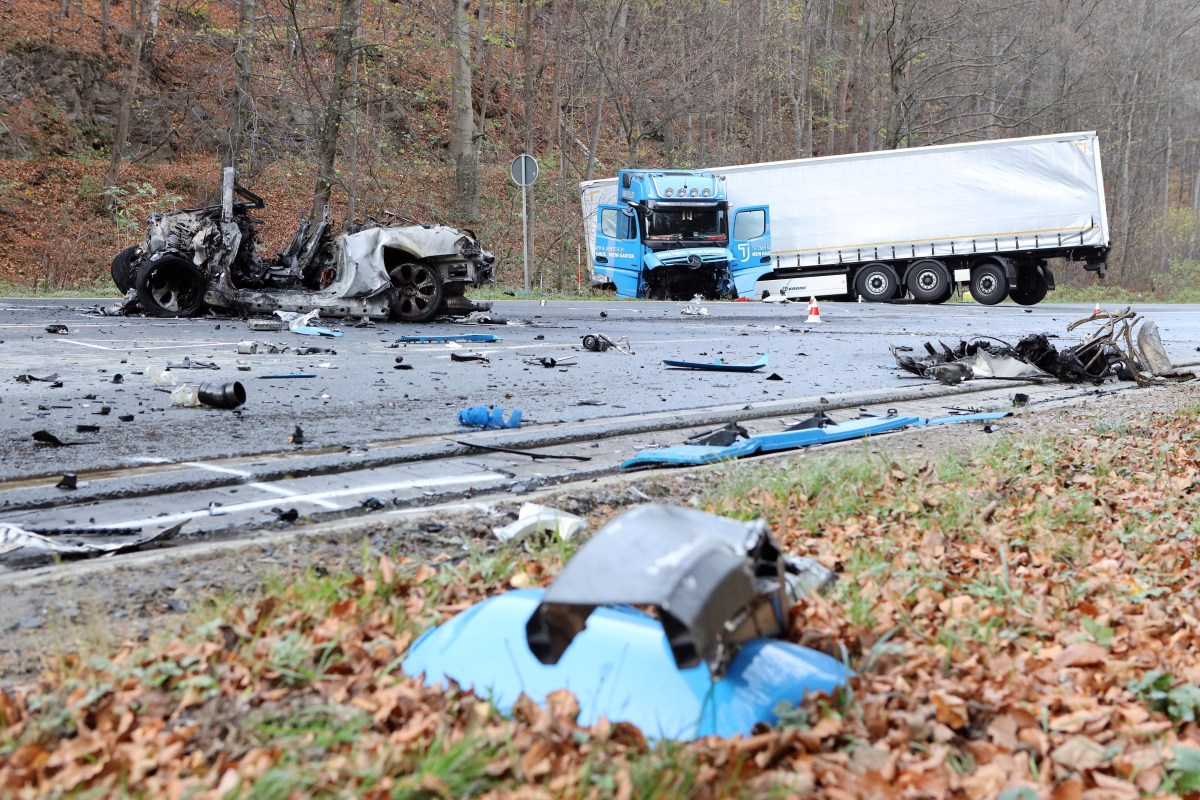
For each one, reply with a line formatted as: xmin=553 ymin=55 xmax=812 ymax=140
xmin=110 ymin=185 xmax=494 ymax=323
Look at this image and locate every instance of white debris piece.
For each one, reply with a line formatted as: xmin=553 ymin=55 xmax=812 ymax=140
xmin=494 ymin=503 xmax=588 ymax=544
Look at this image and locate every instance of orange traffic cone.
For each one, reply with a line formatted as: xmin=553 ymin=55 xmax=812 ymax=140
xmin=1092 ymin=301 xmax=1102 ymax=317
xmin=806 ymin=296 xmax=823 ymax=324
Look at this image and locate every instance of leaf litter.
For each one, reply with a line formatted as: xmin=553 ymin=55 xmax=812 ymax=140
xmin=2 ymin=405 xmax=1200 ymax=798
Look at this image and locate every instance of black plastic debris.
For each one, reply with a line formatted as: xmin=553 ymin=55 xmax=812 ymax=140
xmin=45 ymin=324 xmax=68 ymax=335
xmin=167 ymin=357 xmax=220 ymax=370
xmin=95 ymin=406 xmax=112 ymax=416
xmin=112 ymin=374 xmax=124 ymax=384
xmin=33 ymin=430 xmax=71 ymax=447
xmin=198 ymin=381 xmax=246 ymax=409
xmin=581 ymin=333 xmax=633 ymax=354
xmin=362 ymin=497 xmax=385 ymax=512
xmin=785 ymin=411 xmax=836 ymax=431
xmin=455 ymin=440 xmax=591 ymax=462
xmin=274 ymin=507 xmax=300 ymax=524
xmin=686 ymin=422 xmax=749 ymax=447
xmin=1012 ymin=393 xmax=1030 ymax=407
xmin=56 ymin=474 xmax=78 ymax=491
xmin=118 ymin=414 xmax=135 ymax=422
xmin=75 ymin=424 xmax=100 ymax=433
xmin=289 ymin=425 xmax=305 ymax=444
xmin=766 ymin=372 xmax=784 ymax=381
xmin=15 ymin=373 xmax=60 ymax=384
xmin=450 ymin=352 xmax=490 ymax=363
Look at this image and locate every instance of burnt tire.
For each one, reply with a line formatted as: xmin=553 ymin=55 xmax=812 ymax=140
xmin=970 ymin=263 xmax=1009 ymax=306
xmin=904 ymin=258 xmax=952 ymax=303
xmin=111 ymin=246 xmax=141 ymax=294
xmin=389 ymin=261 xmax=444 ymax=323
xmin=1008 ymin=266 xmax=1048 ymax=306
xmin=853 ymin=262 xmax=900 ymax=302
xmin=135 ymin=255 xmax=207 ymax=317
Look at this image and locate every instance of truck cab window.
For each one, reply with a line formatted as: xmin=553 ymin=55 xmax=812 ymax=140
xmin=600 ymin=208 xmax=618 ymax=238
xmin=646 ymin=208 xmax=724 ymax=239
xmin=733 ymin=209 xmax=765 ymax=240
xmin=600 ymin=208 xmax=635 ymax=240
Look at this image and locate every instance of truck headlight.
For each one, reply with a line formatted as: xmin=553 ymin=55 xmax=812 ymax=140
xmin=664 ymin=188 xmax=673 ymax=197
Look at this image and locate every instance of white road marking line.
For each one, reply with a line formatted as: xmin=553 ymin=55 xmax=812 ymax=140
xmin=247 ymin=481 xmax=341 ymax=509
xmin=182 ymin=462 xmax=252 ymax=478
xmin=58 ymin=340 xmax=113 ymax=350
xmin=113 ymin=471 xmax=504 ymax=527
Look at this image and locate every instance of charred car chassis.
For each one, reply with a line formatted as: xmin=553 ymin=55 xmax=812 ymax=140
xmin=110 ymin=184 xmax=494 ymax=323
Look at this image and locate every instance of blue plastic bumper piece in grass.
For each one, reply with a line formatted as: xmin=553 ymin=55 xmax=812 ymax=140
xmin=401 ymin=589 xmax=849 ymax=741
xmin=620 ymin=414 xmax=921 ymax=469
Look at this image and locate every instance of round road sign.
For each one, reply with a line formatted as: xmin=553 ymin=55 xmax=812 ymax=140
xmin=510 ymin=154 xmax=538 ymax=186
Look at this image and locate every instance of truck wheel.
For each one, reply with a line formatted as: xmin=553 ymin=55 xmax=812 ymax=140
xmin=853 ymin=263 xmax=900 ymax=302
xmin=135 ymin=255 xmax=207 ymax=317
xmin=111 ymin=246 xmax=141 ymax=293
xmin=389 ymin=261 xmax=444 ymax=323
xmin=905 ymin=259 xmax=951 ymax=303
xmin=969 ymin=263 xmax=1009 ymax=305
xmin=1008 ymin=267 xmax=1048 ymax=305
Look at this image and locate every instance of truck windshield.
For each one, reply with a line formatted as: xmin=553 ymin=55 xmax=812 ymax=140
xmin=645 ymin=207 xmax=725 ymax=240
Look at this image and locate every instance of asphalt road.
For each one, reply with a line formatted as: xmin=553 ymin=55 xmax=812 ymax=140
xmin=1 ymin=297 xmax=1196 ymax=482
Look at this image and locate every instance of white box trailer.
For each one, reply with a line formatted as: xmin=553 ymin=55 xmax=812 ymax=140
xmin=580 ymin=131 xmax=1110 ymax=305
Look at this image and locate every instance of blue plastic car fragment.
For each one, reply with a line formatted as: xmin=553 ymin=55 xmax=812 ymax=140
xmin=458 ymin=405 xmax=522 ymax=429
xmin=396 ymin=334 xmax=501 ymax=343
xmin=914 ymin=411 xmax=1012 ymax=426
xmin=662 ymin=352 xmax=769 ymax=372
xmin=401 ymin=588 xmax=849 ymax=740
xmin=293 ymin=326 xmax=343 ymax=337
xmin=621 ymin=414 xmax=920 ymax=469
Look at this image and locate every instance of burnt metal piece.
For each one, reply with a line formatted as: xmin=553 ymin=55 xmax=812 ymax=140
xmin=526 ymin=504 xmax=801 ymax=677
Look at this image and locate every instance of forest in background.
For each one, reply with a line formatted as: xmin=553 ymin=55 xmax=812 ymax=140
xmin=2 ymin=0 xmax=1199 ymax=296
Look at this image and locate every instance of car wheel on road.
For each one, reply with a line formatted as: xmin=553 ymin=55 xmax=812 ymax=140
xmin=389 ymin=261 xmax=444 ymax=323
xmin=135 ymin=255 xmax=207 ymax=317
xmin=111 ymin=246 xmax=141 ymax=294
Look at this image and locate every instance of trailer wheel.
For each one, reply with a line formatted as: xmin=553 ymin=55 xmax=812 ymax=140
xmin=969 ymin=263 xmax=1009 ymax=305
xmin=905 ymin=259 xmax=952 ymax=303
xmin=389 ymin=261 xmax=444 ymax=323
xmin=854 ymin=263 xmax=900 ymax=302
xmin=135 ymin=255 xmax=207 ymax=318
xmin=1008 ymin=266 xmax=1048 ymax=306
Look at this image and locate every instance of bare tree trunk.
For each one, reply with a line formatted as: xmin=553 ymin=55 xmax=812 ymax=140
xmin=100 ymin=0 xmax=109 ymax=50
xmin=105 ymin=0 xmax=149 ymax=190
xmin=310 ymin=0 xmax=361 ymax=222
xmin=224 ymin=0 xmax=256 ymax=174
xmin=451 ymin=0 xmax=479 ymax=219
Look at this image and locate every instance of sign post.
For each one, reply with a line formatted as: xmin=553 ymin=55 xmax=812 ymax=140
xmin=509 ymin=154 xmax=538 ymax=292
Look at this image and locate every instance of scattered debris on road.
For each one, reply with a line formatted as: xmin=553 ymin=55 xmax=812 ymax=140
xmin=0 ymin=521 xmax=184 ymax=562
xmin=458 ymin=406 xmax=523 ymax=429
xmin=663 ymin=352 xmax=769 ymax=372
xmin=454 ymin=440 xmax=591 ymax=461
xmin=395 ymin=334 xmax=500 ymax=344
xmin=44 ymin=324 xmax=68 ymax=335
xmin=450 ymin=352 xmax=490 ymax=364
xmin=581 ymin=333 xmax=633 ymax=353
xmin=893 ymin=308 xmax=1195 ymax=387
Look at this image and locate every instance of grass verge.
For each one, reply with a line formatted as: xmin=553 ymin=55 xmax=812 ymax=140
xmin=3 ymin=406 xmax=1200 ymax=797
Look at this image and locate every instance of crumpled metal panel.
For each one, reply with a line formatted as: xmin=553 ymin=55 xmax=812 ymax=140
xmin=525 ymin=504 xmax=791 ymax=675
xmin=402 ymin=588 xmax=850 ymax=740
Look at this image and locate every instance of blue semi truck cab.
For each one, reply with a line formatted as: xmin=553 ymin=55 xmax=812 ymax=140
xmin=590 ymin=170 xmax=773 ymax=300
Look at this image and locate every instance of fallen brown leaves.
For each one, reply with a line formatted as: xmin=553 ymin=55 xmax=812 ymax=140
xmin=3 ymin=409 xmax=1200 ymax=798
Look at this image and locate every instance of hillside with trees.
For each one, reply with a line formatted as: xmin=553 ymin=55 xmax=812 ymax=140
xmin=2 ymin=0 xmax=1199 ymax=295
